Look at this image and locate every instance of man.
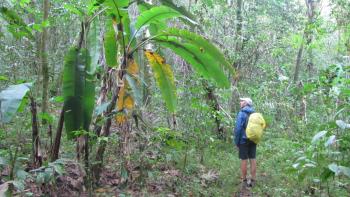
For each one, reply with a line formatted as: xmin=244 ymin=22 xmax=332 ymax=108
xmin=234 ymin=97 xmax=256 ymax=187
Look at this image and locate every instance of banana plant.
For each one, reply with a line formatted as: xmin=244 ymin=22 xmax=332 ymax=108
xmin=99 ymin=0 xmax=233 ymax=122
xmin=61 ymin=0 xmax=234 ymax=181
xmin=39 ymin=0 xmax=232 ymax=164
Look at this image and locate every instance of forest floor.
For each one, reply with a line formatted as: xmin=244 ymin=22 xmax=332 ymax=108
xmin=17 ymin=127 xmax=305 ymax=197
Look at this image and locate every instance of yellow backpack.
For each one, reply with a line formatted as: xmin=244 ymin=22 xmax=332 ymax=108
xmin=246 ymin=113 xmax=266 ymax=144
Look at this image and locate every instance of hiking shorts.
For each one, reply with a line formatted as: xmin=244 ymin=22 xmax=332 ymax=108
xmin=238 ymin=140 xmax=256 ymax=160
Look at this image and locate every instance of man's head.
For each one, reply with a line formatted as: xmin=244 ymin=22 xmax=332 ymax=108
xmin=240 ymin=97 xmax=253 ymax=108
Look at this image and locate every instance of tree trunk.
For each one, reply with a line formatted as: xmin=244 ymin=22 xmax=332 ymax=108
xmin=93 ymin=71 xmax=108 ymax=137
xmin=93 ymin=27 xmax=108 ymax=137
xmin=294 ymin=1 xmax=319 ymax=81
xmin=84 ymin=134 xmax=91 ymax=194
xmin=231 ymin=0 xmax=244 ymax=114
xmin=40 ymin=0 xmax=50 ymax=124
xmin=305 ymin=0 xmax=318 ymax=78
xmin=30 ymin=96 xmax=42 ymax=168
xmin=204 ymin=83 xmax=225 ymax=140
xmin=92 ymin=72 xmax=120 ymax=182
xmin=92 ymin=21 xmax=131 ymax=181
xmin=293 ymin=42 xmax=304 ymax=83
xmin=93 ymin=43 xmax=128 ymax=181
xmin=233 ymin=0 xmax=243 ymax=69
xmin=51 ymin=108 xmax=64 ymax=161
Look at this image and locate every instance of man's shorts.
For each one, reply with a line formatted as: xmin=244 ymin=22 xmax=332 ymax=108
xmin=238 ymin=140 xmax=256 ymax=160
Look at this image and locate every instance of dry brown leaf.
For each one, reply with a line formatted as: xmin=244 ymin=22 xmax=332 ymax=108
xmin=123 ymin=96 xmax=134 ymax=110
xmin=127 ymin=58 xmax=139 ymax=75
xmin=95 ymin=188 xmax=108 ymax=193
xmin=116 ymin=114 xmax=126 ymax=124
xmin=116 ymin=85 xmax=125 ymax=110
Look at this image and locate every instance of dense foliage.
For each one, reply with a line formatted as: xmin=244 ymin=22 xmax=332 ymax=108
xmin=0 ymin=0 xmax=349 ymax=196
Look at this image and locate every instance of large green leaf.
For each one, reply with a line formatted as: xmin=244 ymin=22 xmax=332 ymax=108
xmin=88 ymin=19 xmax=101 ymax=74
xmin=63 ymin=47 xmax=83 ymax=138
xmin=145 ymin=51 xmax=176 ymax=112
xmin=0 ymin=83 xmax=32 ymax=123
xmin=135 ymin=6 xmax=181 ymax=30
xmin=104 ymin=18 xmax=118 ymax=67
xmin=137 ymin=1 xmax=154 ymax=12
xmin=183 ymin=43 xmax=229 ymax=88
xmin=63 ymin=47 xmax=95 ymax=138
xmin=148 ymin=22 xmax=167 ymax=36
xmin=103 ymin=0 xmax=129 ymax=10
xmin=155 ymin=39 xmax=210 ymax=77
xmin=103 ymin=0 xmax=129 ymax=20
xmin=81 ymin=49 xmax=95 ymax=131
xmin=135 ymin=3 xmax=172 ymax=35
xmin=159 ymin=0 xmax=198 ymax=27
xmin=160 ymin=28 xmax=233 ymax=74
xmin=122 ymin=10 xmax=132 ymax=46
xmin=155 ymin=38 xmax=230 ymax=88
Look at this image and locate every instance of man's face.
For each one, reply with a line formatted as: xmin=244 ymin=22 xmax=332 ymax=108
xmin=240 ymin=100 xmax=246 ymax=108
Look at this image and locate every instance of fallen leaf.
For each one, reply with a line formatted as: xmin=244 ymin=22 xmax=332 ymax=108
xmin=95 ymin=188 xmax=108 ymax=193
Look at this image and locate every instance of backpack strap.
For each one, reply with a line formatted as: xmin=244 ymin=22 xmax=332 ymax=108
xmin=243 ymin=111 xmax=253 ymax=130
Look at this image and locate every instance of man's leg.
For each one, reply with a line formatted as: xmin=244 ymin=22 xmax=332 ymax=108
xmin=247 ymin=141 xmax=257 ymax=187
xmin=239 ymin=143 xmax=248 ymax=181
xmin=250 ymin=159 xmax=256 ymax=180
xmin=241 ymin=159 xmax=248 ymax=180
xmin=247 ymin=141 xmax=257 ymax=180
